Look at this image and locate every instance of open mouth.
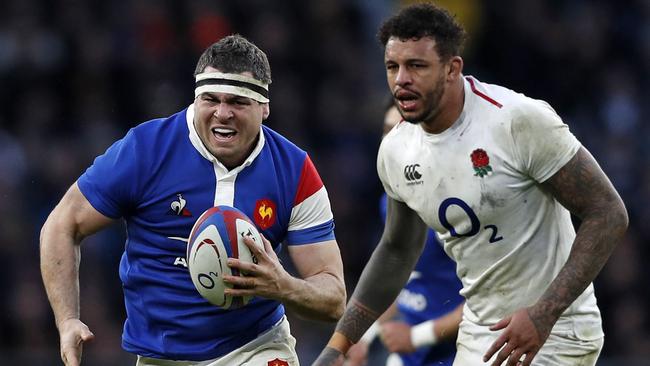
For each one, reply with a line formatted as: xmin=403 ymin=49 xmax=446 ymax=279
xmin=212 ymin=127 xmax=237 ymax=141
xmin=395 ymin=90 xmax=419 ymax=112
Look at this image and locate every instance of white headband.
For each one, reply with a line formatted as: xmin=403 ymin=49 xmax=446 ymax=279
xmin=195 ymin=72 xmax=269 ymax=103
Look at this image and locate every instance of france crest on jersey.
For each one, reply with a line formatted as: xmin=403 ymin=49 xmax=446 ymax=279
xmin=77 ymin=105 xmax=335 ymax=360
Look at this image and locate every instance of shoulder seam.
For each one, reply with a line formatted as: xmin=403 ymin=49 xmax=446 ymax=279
xmin=467 ymin=77 xmax=503 ymax=108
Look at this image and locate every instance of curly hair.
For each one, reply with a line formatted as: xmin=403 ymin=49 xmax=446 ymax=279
xmin=194 ymin=34 xmax=272 ymax=84
xmin=378 ymin=3 xmax=466 ymax=61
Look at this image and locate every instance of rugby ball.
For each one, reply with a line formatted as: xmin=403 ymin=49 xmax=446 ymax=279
xmin=187 ymin=205 xmax=264 ymax=309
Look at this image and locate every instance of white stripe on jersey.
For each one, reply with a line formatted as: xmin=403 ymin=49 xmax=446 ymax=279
xmin=288 ymin=186 xmax=333 ymax=231
xmin=214 ymin=174 xmax=235 ymax=207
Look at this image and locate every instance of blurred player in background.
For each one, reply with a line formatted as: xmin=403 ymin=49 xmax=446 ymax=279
xmin=345 ymin=102 xmax=463 ymax=366
xmin=314 ymin=3 xmax=627 ymax=366
xmin=40 ymin=34 xmax=346 ymax=366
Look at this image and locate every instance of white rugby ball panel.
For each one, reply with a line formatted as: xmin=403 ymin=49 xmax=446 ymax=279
xmin=235 ymin=217 xmax=263 ymax=267
xmin=187 ymin=223 xmax=233 ymax=308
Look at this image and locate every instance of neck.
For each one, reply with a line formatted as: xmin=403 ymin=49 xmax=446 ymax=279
xmin=222 ymin=133 xmax=261 ymax=171
xmin=421 ymin=78 xmax=465 ymax=134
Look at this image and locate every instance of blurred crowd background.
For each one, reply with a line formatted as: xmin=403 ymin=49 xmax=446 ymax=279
xmin=0 ymin=0 xmax=648 ymax=365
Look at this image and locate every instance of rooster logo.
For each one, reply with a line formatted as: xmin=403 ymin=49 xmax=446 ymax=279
xmin=169 ymin=193 xmax=192 ymax=217
xmin=259 ymin=204 xmax=273 ymax=221
xmin=254 ymin=198 xmax=276 ymax=230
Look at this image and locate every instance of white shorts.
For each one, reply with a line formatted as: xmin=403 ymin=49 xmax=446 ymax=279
xmin=136 ymin=316 xmax=298 ymax=366
xmin=454 ymin=317 xmax=603 ymax=366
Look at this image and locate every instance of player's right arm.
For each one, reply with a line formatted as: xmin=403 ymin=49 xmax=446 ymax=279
xmin=313 ymin=197 xmax=427 ymax=366
xmin=40 ymin=182 xmax=115 ymax=366
xmin=345 ymin=302 xmax=399 ymax=366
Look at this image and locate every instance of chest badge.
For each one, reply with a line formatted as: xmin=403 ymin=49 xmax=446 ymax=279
xmin=471 ymin=148 xmax=493 ymax=178
xmin=169 ymin=193 xmax=193 ymax=216
xmin=254 ymin=198 xmax=277 ymax=230
xmin=267 ymin=359 xmax=289 ymax=366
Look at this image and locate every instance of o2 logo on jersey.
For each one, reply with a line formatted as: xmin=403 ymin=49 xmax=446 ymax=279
xmin=438 ymin=197 xmax=503 ymax=243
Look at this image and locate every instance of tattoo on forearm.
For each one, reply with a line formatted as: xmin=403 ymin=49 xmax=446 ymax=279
xmin=314 ymin=347 xmax=344 ymax=366
xmin=335 ymin=299 xmax=381 ymax=343
xmin=533 ymin=148 xmax=627 ymax=334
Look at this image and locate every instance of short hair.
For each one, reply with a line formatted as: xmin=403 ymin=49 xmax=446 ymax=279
xmin=377 ymin=3 xmax=466 ymax=61
xmin=194 ymin=34 xmax=272 ymax=85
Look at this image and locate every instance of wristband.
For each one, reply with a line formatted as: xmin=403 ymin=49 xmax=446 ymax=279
xmin=327 ymin=332 xmax=354 ymax=353
xmin=359 ymin=322 xmax=379 ymax=344
xmin=410 ymin=320 xmax=437 ymax=348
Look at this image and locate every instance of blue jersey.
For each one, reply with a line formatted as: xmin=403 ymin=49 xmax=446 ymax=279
xmin=380 ymin=194 xmax=463 ymax=366
xmin=77 ymin=106 xmax=335 ymax=361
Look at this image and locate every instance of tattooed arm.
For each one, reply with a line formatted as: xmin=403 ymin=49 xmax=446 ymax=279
xmin=484 ymin=147 xmax=628 ymax=366
xmin=312 ymin=197 xmax=428 ymax=366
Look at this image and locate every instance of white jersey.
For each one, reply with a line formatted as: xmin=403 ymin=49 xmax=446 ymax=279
xmin=377 ymin=76 xmax=602 ymax=339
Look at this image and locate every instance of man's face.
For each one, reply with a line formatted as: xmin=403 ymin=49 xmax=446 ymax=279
xmin=384 ymin=37 xmax=447 ymax=124
xmin=193 ymin=67 xmax=269 ymax=169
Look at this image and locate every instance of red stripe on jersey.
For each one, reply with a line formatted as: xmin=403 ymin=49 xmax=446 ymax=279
xmin=467 ymin=77 xmax=503 ymax=108
xmin=294 ymin=155 xmax=324 ymax=206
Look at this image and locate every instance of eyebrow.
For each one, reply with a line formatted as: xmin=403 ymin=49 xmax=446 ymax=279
xmin=385 ymin=57 xmax=429 ymax=63
xmin=201 ymin=93 xmax=252 ymax=103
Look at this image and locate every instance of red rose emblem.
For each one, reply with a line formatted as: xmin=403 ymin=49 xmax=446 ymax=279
xmin=471 ymin=148 xmax=489 ymax=168
xmin=470 ymin=149 xmax=493 ymax=178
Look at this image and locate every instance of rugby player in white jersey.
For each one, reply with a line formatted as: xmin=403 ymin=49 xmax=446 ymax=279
xmin=314 ymin=3 xmax=627 ymax=366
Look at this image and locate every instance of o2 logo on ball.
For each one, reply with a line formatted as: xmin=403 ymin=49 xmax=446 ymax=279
xmin=197 ymin=271 xmax=219 ymax=289
xmin=438 ymin=197 xmax=503 ymax=243
xmin=193 ymin=237 xmax=224 ymax=290
xmin=187 ymin=206 xmax=264 ymax=309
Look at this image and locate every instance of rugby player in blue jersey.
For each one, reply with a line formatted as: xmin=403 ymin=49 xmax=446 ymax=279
xmin=346 ymin=104 xmax=463 ymax=366
xmin=40 ymin=35 xmax=346 ymax=366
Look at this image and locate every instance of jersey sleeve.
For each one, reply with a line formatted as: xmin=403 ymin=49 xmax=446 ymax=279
xmin=377 ymin=140 xmax=404 ymax=202
xmin=286 ymin=155 xmax=335 ymax=245
xmin=510 ymin=99 xmax=581 ymax=183
xmin=77 ymin=129 xmax=141 ymax=218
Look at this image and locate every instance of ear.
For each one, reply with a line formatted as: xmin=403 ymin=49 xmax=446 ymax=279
xmin=261 ymin=103 xmax=270 ymax=120
xmin=447 ymin=56 xmax=464 ymax=81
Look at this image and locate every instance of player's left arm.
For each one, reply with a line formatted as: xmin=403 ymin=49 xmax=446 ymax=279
xmin=283 ymin=240 xmax=346 ymax=321
xmin=534 ymin=146 xmax=628 ymax=332
xmin=484 ymin=146 xmax=628 ymax=365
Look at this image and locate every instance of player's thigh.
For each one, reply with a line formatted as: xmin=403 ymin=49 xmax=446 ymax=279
xmin=453 ymin=321 xmax=490 ymax=366
xmin=240 ymin=343 xmax=298 ymax=366
xmin=241 ymin=324 xmax=298 ymax=366
xmin=453 ymin=321 xmax=603 ymax=366
xmin=209 ymin=316 xmax=298 ymax=366
xmin=533 ymin=333 xmax=603 ymax=366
